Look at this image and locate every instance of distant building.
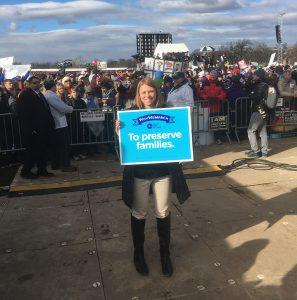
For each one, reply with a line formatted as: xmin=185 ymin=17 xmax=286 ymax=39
xmin=136 ymin=33 xmax=172 ymax=57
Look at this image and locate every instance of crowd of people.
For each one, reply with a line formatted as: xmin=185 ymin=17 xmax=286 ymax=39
xmin=1 ymin=59 xmax=297 ymax=172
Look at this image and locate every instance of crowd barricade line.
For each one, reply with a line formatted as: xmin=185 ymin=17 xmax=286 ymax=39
xmin=0 ymin=113 xmax=24 ymax=153
xmin=4 ymin=99 xmax=297 ymax=154
xmin=232 ymin=96 xmax=297 ymax=143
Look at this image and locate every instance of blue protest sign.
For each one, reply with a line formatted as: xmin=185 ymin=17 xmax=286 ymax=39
xmin=118 ymin=107 xmax=193 ymax=165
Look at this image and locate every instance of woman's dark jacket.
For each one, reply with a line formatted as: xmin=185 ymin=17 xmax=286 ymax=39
xmin=121 ymin=105 xmax=191 ymax=208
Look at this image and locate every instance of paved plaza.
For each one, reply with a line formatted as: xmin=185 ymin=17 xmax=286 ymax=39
xmin=1 ymin=138 xmax=297 ymax=299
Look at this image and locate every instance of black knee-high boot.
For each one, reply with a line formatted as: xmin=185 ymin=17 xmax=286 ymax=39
xmin=131 ymin=215 xmax=149 ymax=275
xmin=157 ymin=213 xmax=173 ymax=277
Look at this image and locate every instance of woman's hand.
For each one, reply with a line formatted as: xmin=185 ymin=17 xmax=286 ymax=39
xmin=115 ymin=119 xmax=121 ymax=135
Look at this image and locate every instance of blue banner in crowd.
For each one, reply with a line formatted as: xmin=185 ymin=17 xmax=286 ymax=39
xmin=118 ymin=107 xmax=193 ymax=165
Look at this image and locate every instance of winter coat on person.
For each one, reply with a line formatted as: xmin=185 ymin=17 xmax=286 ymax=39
xmin=199 ymin=79 xmax=227 ymax=113
xmin=0 ymin=86 xmax=12 ymax=113
xmin=277 ymin=77 xmax=296 ymax=98
xmin=17 ymin=88 xmax=54 ymax=139
xmin=249 ymin=80 xmax=269 ymax=121
xmin=223 ymin=77 xmax=247 ymax=109
xmin=166 ymin=80 xmax=194 ymax=107
xmin=121 ymin=105 xmax=191 ymax=209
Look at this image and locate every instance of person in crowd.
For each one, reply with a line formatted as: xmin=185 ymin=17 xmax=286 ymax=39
xmin=274 ymin=65 xmax=284 ymax=79
xmin=84 ymin=86 xmax=100 ymax=108
xmin=198 ymin=63 xmax=207 ymax=78
xmin=292 ymin=69 xmax=297 ymax=85
xmin=161 ymin=76 xmax=173 ymax=102
xmin=0 ymin=67 xmax=5 ymax=84
xmin=16 ymin=76 xmax=55 ymax=179
xmin=222 ymin=75 xmax=247 ymax=140
xmin=0 ymin=81 xmax=18 ymax=151
xmin=68 ymin=86 xmax=88 ymax=160
xmin=101 ymin=81 xmax=117 ymax=107
xmin=90 ymin=74 xmax=102 ymax=98
xmin=115 ymin=78 xmax=190 ymax=277
xmin=153 ymin=71 xmax=164 ymax=94
xmin=114 ymin=77 xmax=129 ymax=108
xmin=246 ymin=69 xmax=269 ymax=158
xmin=167 ymin=72 xmax=194 ymax=107
xmin=0 ymin=79 xmax=17 ymax=113
xmin=62 ymin=76 xmax=73 ymax=103
xmin=56 ymin=82 xmax=67 ymax=103
xmin=223 ymin=75 xmax=247 ymax=109
xmin=199 ymin=70 xmax=227 ymax=144
xmin=43 ymin=80 xmax=77 ymax=172
xmin=277 ymin=70 xmax=297 ymax=110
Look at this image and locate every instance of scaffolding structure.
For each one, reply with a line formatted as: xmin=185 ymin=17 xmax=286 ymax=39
xmin=277 ymin=12 xmax=285 ymax=64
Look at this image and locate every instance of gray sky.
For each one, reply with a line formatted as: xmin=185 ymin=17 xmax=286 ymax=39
xmin=0 ymin=0 xmax=295 ymax=63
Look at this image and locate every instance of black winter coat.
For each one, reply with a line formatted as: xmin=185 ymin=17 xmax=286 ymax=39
xmin=121 ymin=105 xmax=191 ymax=208
xmin=17 ymin=88 xmax=54 ymax=142
xmin=249 ymin=80 xmax=269 ymax=120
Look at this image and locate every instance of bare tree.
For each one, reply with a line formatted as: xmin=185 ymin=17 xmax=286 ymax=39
xmin=107 ymin=59 xmax=137 ymax=68
xmin=219 ymin=40 xmax=276 ymax=65
xmin=248 ymin=42 xmax=274 ymax=65
xmin=288 ymin=44 xmax=297 ymax=64
xmin=220 ymin=39 xmax=253 ymax=63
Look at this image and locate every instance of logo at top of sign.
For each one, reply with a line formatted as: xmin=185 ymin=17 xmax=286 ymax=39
xmin=147 ymin=123 xmax=161 ymax=129
xmin=133 ymin=114 xmax=175 ymax=126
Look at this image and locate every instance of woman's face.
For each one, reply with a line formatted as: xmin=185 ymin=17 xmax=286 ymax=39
xmin=139 ymin=84 xmax=156 ymax=108
xmin=57 ymin=85 xmax=64 ymax=94
xmin=71 ymin=90 xmax=77 ymax=99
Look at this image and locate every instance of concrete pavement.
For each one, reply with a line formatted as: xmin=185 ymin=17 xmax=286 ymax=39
xmin=1 ymin=138 xmax=297 ymax=299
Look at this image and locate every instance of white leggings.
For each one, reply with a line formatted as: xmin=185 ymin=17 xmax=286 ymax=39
xmin=131 ymin=176 xmax=172 ymax=220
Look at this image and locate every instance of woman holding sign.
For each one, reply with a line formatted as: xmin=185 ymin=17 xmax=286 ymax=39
xmin=115 ymin=78 xmax=190 ymax=277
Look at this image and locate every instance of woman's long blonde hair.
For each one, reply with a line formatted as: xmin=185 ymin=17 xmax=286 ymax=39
xmin=134 ymin=77 xmax=163 ymax=109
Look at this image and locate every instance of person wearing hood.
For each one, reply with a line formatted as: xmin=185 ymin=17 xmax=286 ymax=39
xmin=246 ymin=69 xmax=269 ymax=158
xmin=166 ymin=72 xmax=194 ymax=107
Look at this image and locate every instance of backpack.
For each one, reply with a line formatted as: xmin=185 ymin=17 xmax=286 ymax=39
xmin=265 ymin=85 xmax=278 ymax=109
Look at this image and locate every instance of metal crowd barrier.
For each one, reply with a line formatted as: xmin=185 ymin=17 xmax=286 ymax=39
xmin=0 ymin=107 xmax=119 ymax=154
xmin=232 ymin=96 xmax=297 ymax=143
xmin=68 ymin=108 xmax=116 ymax=146
xmin=3 ymin=98 xmax=297 ymax=153
xmin=192 ymin=100 xmax=231 ymax=146
xmin=231 ymin=97 xmax=252 ymax=143
xmin=0 ymin=113 xmax=24 ymax=153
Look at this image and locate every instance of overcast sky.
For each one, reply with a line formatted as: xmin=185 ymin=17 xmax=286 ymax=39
xmin=0 ymin=0 xmax=295 ymax=63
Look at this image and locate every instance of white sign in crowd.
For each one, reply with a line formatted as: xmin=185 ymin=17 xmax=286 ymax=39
xmin=0 ymin=56 xmax=31 ymax=80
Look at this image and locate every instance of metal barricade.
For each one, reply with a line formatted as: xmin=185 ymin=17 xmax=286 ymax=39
xmin=0 ymin=113 xmax=24 ymax=153
xmin=68 ymin=107 xmax=116 ymax=146
xmin=0 ymin=107 xmax=119 ymax=154
xmin=232 ymin=96 xmax=297 ymax=143
xmin=192 ymin=100 xmax=231 ymax=146
xmin=231 ymin=97 xmax=252 ymax=143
